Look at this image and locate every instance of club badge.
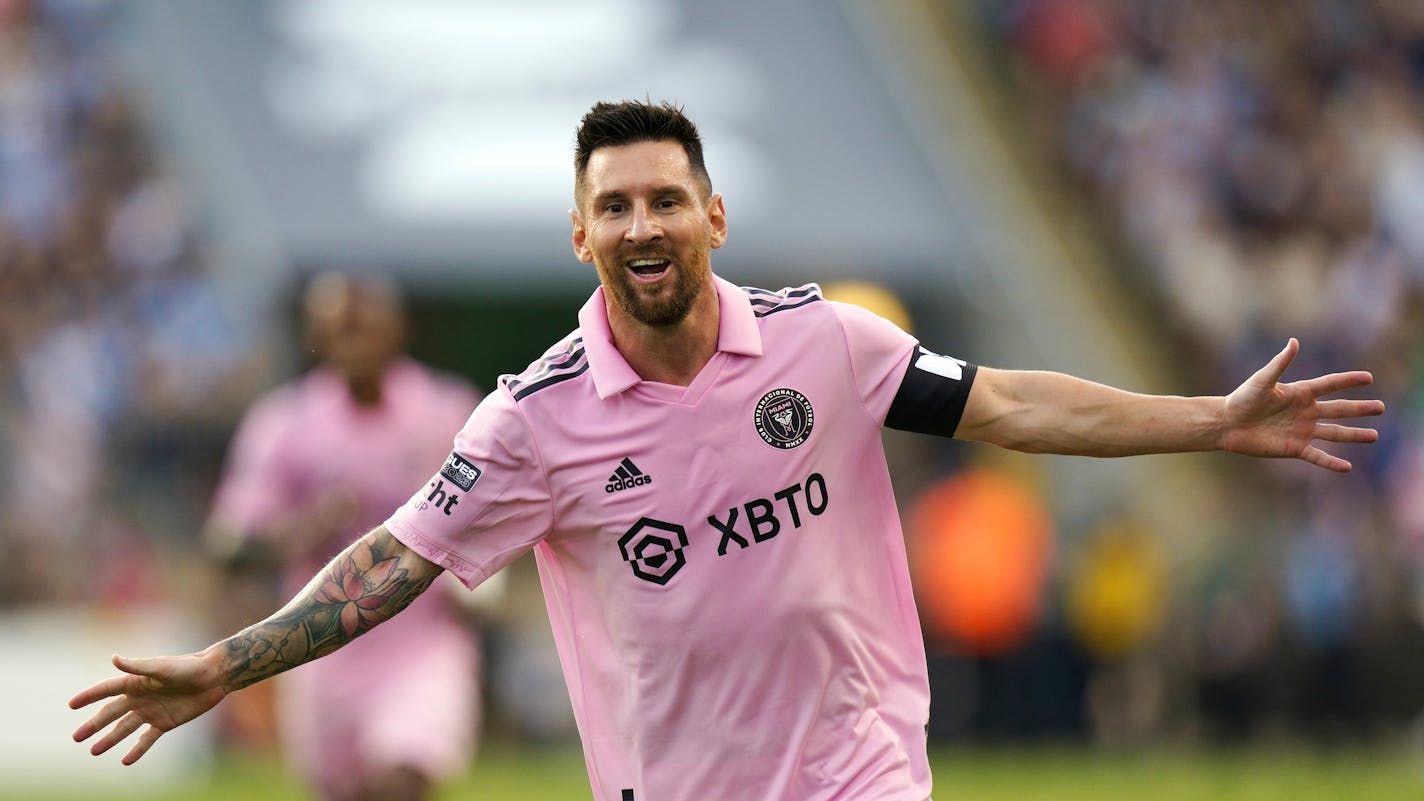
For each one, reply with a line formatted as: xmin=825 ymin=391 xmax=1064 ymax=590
xmin=754 ymin=388 xmax=815 ymax=449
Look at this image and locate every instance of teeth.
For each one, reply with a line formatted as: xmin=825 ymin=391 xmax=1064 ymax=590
xmin=629 ymin=259 xmax=667 ymax=268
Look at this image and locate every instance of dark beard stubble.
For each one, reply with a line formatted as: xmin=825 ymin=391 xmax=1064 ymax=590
xmin=602 ymin=257 xmax=707 ymax=327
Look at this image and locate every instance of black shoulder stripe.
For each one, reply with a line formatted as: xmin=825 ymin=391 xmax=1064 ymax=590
xmin=531 ymin=348 xmax=587 ymax=376
xmin=506 ymin=338 xmax=586 ymax=395
xmin=753 ymin=295 xmax=822 ymax=317
xmin=507 ymin=357 xmax=586 ymax=396
xmin=512 ymin=361 xmax=591 ymax=401
xmin=742 ymin=283 xmax=823 ymax=317
xmin=746 ymin=286 xmax=820 ymax=305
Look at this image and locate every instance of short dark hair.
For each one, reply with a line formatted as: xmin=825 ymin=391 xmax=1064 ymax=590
xmin=574 ymin=100 xmax=712 ymax=205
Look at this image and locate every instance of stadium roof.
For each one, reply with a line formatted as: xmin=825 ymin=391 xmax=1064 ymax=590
xmin=117 ymin=0 xmax=982 ymax=295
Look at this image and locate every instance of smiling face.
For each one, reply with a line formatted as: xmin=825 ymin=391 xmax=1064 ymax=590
xmin=571 ymin=139 xmax=727 ymax=328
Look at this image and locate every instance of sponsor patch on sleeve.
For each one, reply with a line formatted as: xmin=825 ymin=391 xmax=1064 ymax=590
xmin=440 ymin=452 xmax=483 ymax=492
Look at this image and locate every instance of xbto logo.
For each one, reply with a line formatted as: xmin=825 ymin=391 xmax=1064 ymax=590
xmin=707 ymin=472 xmax=828 ymax=555
xmin=613 ymin=472 xmax=833 ymax=586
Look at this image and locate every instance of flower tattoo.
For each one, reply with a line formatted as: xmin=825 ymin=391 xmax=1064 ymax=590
xmin=315 ymin=540 xmax=409 ymax=636
xmin=221 ymin=528 xmax=438 ymax=691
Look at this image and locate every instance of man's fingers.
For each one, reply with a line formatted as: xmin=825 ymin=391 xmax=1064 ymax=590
xmin=1300 ymin=446 xmax=1351 ymax=473
xmin=1314 ymin=423 xmax=1379 ymax=444
xmin=112 ymin=654 xmax=167 ymax=680
xmin=90 ymin=712 xmax=145 ymax=756
xmin=72 ymin=697 xmax=131 ymax=742
xmin=121 ymin=726 xmax=164 ymax=766
xmin=69 ymin=677 xmax=125 ymax=710
xmin=1302 ymin=371 xmax=1374 ymax=397
xmin=1317 ymin=399 xmax=1386 ymax=419
xmin=68 ymin=674 xmax=133 ymax=712
xmin=1254 ymin=338 xmax=1299 ymax=386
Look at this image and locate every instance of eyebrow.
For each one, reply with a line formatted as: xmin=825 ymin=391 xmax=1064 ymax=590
xmin=590 ymin=184 xmax=694 ymax=208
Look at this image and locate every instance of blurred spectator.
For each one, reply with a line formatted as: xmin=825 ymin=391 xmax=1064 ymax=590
xmin=0 ymin=0 xmax=261 ymax=607
xmin=977 ymin=0 xmax=1424 ymax=738
xmin=205 ymin=273 xmax=484 ymax=801
xmin=0 ymin=0 xmax=77 ymax=242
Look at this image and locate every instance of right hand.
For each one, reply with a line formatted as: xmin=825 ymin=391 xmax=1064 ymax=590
xmin=69 ymin=651 xmax=229 ymax=765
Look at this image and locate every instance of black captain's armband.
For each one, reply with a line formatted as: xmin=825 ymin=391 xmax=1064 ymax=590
xmin=885 ymin=346 xmax=979 ymax=438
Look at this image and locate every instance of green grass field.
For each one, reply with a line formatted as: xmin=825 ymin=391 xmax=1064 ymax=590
xmin=18 ymin=744 xmax=1423 ymax=801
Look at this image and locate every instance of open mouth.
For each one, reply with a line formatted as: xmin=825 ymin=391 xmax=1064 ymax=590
xmin=627 ymin=258 xmax=671 ymax=282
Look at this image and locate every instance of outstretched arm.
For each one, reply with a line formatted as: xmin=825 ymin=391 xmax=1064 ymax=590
xmin=954 ymin=339 xmax=1384 ymax=472
xmin=69 ymin=525 xmax=441 ymax=764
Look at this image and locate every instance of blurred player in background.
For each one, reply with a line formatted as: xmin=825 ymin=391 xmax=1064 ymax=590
xmin=72 ymin=102 xmax=1385 ymax=801
xmin=203 ymin=272 xmax=483 ymax=801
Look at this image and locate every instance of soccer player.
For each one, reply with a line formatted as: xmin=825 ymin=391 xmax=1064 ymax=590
xmin=202 ymin=273 xmax=482 ymax=801
xmin=71 ymin=101 xmax=1384 ymax=801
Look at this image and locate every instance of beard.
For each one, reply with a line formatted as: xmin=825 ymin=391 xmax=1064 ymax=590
xmin=597 ymin=247 xmax=710 ymax=327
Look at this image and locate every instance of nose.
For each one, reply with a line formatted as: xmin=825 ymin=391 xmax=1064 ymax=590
xmin=624 ymin=201 xmax=662 ymax=244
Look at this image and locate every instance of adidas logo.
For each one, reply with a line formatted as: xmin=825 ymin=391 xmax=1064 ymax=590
xmin=605 ymin=457 xmax=653 ymax=493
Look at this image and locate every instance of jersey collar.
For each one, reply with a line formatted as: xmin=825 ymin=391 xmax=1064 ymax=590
xmin=578 ymin=273 xmax=763 ymax=399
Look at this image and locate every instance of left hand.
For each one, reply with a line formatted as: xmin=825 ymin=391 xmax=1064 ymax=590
xmin=1220 ymin=338 xmax=1385 ymax=472
xmin=69 ymin=651 xmax=229 ymax=765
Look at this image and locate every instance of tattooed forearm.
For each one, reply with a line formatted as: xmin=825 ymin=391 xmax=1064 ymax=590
xmin=220 ymin=526 xmax=442 ymax=690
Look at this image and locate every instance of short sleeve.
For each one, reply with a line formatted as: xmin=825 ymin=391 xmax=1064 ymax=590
xmin=829 ymin=299 xmax=979 ymax=437
xmin=828 ymin=300 xmax=920 ymax=424
xmin=385 ymin=385 xmax=554 ymax=589
xmin=209 ymin=393 xmax=297 ymax=534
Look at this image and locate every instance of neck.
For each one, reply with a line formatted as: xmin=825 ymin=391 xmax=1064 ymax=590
xmin=346 ymin=374 xmax=384 ymax=407
xmin=607 ymin=286 xmax=720 ymax=387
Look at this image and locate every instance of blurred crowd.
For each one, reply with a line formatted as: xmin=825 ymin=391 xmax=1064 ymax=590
xmin=974 ymin=0 xmax=1424 ymax=740
xmin=0 ymin=0 xmax=260 ymax=607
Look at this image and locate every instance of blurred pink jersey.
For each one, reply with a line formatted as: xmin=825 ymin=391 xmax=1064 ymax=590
xmin=388 ymin=276 xmax=958 ymax=801
xmin=213 ymin=358 xmax=481 ymax=795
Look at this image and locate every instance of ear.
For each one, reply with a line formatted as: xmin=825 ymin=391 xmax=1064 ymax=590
xmin=708 ymin=193 xmax=728 ymax=250
xmin=570 ymin=208 xmax=594 ymax=264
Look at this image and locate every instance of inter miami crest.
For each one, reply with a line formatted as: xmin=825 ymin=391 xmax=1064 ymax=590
xmin=754 ymin=388 xmax=815 ymax=449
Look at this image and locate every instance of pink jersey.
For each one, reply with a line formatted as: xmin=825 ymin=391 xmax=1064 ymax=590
xmin=387 ymin=277 xmax=954 ymax=801
xmin=212 ymin=358 xmax=482 ymax=792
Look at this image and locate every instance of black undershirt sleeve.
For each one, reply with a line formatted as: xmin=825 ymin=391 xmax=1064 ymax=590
xmin=884 ymin=346 xmax=979 ymax=438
